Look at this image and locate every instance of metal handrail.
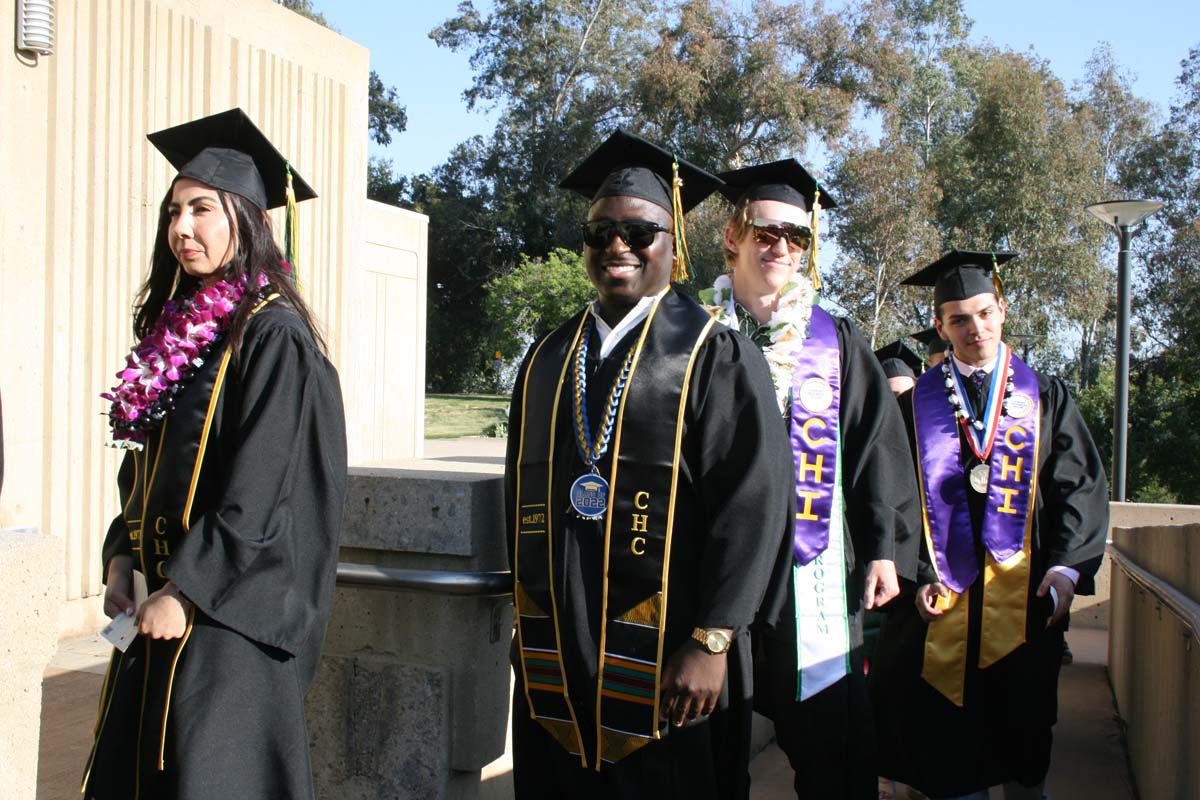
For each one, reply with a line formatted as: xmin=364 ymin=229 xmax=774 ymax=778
xmin=1109 ymin=545 xmax=1200 ymax=639
xmin=336 ymin=562 xmax=513 ymax=597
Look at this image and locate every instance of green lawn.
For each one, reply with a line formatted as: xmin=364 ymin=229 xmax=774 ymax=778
xmin=425 ymin=393 xmax=511 ymax=439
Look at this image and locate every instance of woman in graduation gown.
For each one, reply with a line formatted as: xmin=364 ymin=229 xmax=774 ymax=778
xmin=83 ymin=108 xmax=347 ymax=800
xmin=699 ymin=160 xmax=920 ymax=800
xmin=869 ymin=252 xmax=1109 ymax=798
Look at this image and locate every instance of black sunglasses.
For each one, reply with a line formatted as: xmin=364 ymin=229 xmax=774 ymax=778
xmin=582 ymin=219 xmax=670 ymax=250
xmin=750 ymin=218 xmax=812 ymax=252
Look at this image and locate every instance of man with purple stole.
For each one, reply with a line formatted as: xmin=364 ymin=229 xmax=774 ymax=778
xmin=699 ymin=160 xmax=921 ymax=800
xmin=870 ymin=251 xmax=1109 ymax=800
xmin=504 ymin=131 xmax=793 ymax=799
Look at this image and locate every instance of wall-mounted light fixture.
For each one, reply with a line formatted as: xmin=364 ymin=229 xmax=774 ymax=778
xmin=17 ymin=0 xmax=55 ymax=56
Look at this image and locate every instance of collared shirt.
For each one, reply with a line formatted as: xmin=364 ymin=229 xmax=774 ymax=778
xmin=588 ymin=288 xmax=666 ymax=359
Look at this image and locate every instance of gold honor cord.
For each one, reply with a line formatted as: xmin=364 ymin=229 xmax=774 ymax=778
xmin=670 ymin=159 xmax=692 ymax=284
xmin=807 ymin=188 xmax=822 ymax=292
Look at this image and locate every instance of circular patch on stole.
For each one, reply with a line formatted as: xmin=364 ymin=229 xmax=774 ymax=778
xmin=798 ymin=377 xmax=834 ymax=413
xmin=1006 ymin=392 xmax=1033 ymax=419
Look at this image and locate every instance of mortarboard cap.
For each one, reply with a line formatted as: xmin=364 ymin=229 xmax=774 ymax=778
xmin=901 ymin=250 xmax=1018 ymax=307
xmin=910 ymin=327 xmax=945 ymax=354
xmin=148 ymin=108 xmax=316 ymax=211
xmin=874 ymin=340 xmax=923 ymax=380
xmin=558 ymin=129 xmax=723 ymax=214
xmin=716 ymin=158 xmax=837 ymax=212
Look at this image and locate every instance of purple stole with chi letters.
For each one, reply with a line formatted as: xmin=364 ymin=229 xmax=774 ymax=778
xmin=912 ymin=343 xmax=1041 ymax=706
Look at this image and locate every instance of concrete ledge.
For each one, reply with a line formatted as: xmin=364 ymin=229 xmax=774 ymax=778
xmin=342 ymin=466 xmax=506 ymax=565
xmin=0 ymin=529 xmax=63 ymax=795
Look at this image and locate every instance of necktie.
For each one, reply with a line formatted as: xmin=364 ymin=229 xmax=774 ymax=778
xmin=969 ymin=369 xmax=987 ymax=412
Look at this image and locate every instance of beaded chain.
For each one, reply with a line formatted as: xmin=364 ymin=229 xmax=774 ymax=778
xmin=941 ymin=349 xmax=1015 ymax=432
xmin=572 ymin=318 xmax=637 ymax=468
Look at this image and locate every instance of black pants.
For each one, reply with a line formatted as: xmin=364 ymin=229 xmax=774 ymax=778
xmin=762 ymin=635 xmax=877 ymax=800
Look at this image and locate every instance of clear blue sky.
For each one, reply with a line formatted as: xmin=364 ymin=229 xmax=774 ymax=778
xmin=328 ymin=0 xmax=1198 ymax=177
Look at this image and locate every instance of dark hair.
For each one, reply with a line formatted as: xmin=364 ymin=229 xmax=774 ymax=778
xmin=134 ymin=182 xmax=327 ymax=364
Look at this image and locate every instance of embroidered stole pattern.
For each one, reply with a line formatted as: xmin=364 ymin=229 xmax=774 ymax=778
xmin=513 ymin=292 xmax=715 ymax=768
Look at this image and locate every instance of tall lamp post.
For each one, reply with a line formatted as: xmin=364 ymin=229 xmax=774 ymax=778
xmin=1084 ymin=199 xmax=1163 ymax=502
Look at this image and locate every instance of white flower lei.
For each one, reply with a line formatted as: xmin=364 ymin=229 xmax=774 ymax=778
xmin=699 ymin=272 xmax=817 ymax=413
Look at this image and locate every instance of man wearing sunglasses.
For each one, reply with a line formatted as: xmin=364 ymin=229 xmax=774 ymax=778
xmin=699 ymin=159 xmax=920 ymax=800
xmin=503 ymin=131 xmax=793 ymax=799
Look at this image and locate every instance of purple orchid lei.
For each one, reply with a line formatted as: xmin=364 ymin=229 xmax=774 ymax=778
xmin=102 ymin=272 xmax=268 ymax=450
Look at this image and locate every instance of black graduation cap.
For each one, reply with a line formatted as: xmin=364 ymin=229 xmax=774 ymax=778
xmin=874 ymin=340 xmax=923 ymax=380
xmin=716 ymin=158 xmax=838 ymax=212
xmin=901 ymin=250 xmax=1018 ymax=307
xmin=147 ymin=108 xmax=316 ymax=211
xmin=558 ymin=129 xmax=723 ymax=213
xmin=910 ymin=326 xmax=945 ymax=354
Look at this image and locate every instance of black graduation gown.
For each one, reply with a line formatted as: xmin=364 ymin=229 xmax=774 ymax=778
xmin=870 ymin=370 xmax=1108 ymax=797
xmin=84 ymin=303 xmax=348 ymax=800
xmin=504 ymin=291 xmax=794 ymax=800
xmin=752 ymin=313 xmax=921 ymax=800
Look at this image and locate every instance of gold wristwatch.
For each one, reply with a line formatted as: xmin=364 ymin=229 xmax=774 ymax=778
xmin=691 ymin=627 xmax=732 ymax=654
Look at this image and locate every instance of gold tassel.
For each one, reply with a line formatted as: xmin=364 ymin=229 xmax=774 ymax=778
xmin=807 ymin=187 xmax=822 ymax=291
xmin=284 ymin=163 xmax=301 ymax=290
xmin=670 ymin=158 xmax=692 ymax=283
xmin=991 ymin=251 xmax=1004 ymax=303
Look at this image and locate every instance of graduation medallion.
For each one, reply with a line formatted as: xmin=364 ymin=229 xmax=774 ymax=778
xmin=570 ymin=473 xmax=610 ymax=519
xmin=569 ymin=318 xmax=637 ymax=521
xmin=969 ymin=462 xmax=990 ymax=494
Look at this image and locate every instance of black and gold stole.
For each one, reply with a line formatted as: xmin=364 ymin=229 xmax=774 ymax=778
xmin=513 ymin=290 xmax=716 ymax=769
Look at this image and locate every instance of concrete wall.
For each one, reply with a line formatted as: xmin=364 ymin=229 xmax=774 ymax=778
xmin=1108 ymin=522 xmax=1200 ymax=800
xmin=1071 ymin=503 xmax=1200 ymax=629
xmin=308 ymin=466 xmax=512 ymax=799
xmin=344 ymin=200 xmax=429 ymax=465
xmin=0 ymin=0 xmax=389 ymax=631
xmin=0 ymin=529 xmax=62 ymax=797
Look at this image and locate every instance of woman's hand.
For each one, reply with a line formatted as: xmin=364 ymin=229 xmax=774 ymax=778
xmin=136 ymin=582 xmax=193 ymax=640
xmin=103 ymin=555 xmax=135 ymax=618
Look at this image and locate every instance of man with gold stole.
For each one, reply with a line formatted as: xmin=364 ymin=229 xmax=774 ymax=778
xmin=870 ymin=251 xmax=1109 ymax=800
xmin=504 ymin=131 xmax=793 ymax=798
xmin=700 ymin=160 xmax=920 ymax=800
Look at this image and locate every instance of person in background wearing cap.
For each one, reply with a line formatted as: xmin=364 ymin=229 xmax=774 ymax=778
xmin=699 ymin=159 xmax=920 ymax=800
xmin=504 ymin=130 xmax=793 ymax=798
xmin=911 ymin=326 xmax=947 ymax=369
xmin=84 ymin=108 xmax=347 ymax=800
xmin=875 ymin=340 xmax=925 ymax=397
xmin=869 ymin=251 xmax=1108 ymax=800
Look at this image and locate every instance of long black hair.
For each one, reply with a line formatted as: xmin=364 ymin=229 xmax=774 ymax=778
xmin=133 ymin=181 xmax=327 ymax=364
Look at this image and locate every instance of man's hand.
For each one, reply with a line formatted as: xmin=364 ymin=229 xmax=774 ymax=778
xmin=659 ymin=637 xmax=729 ymax=728
xmin=1036 ymin=570 xmax=1075 ymax=629
xmin=136 ymin=582 xmax=192 ymax=640
xmin=916 ymin=582 xmax=950 ymax=622
xmin=103 ymin=555 xmax=135 ymax=619
xmin=864 ymin=559 xmax=900 ymax=610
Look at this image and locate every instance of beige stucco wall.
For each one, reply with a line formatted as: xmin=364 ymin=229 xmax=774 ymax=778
xmin=0 ymin=0 xmax=371 ymax=626
xmin=345 ymin=200 xmax=428 ymax=465
xmin=1108 ymin=523 xmax=1200 ymax=800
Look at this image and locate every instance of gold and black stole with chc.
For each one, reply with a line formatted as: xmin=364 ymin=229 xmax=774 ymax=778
xmin=513 ymin=290 xmax=716 ymax=769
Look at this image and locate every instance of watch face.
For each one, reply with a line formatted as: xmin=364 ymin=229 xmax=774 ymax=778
xmin=706 ymin=631 xmax=728 ymax=652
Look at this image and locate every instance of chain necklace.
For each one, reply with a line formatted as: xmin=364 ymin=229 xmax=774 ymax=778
xmin=568 ymin=317 xmax=636 ymax=519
